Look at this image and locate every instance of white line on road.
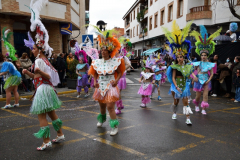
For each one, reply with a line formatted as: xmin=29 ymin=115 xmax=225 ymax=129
xmin=126 ymin=78 xmax=134 ymax=84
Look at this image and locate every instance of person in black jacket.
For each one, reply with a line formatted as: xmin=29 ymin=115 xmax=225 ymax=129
xmin=233 ymin=68 xmax=240 ymax=102
xmin=57 ymin=53 xmax=66 ymax=88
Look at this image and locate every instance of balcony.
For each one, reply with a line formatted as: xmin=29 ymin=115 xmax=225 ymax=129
xmin=186 ymin=5 xmax=212 ymax=21
xmin=139 ymin=32 xmax=148 ymax=38
xmin=125 ymin=23 xmax=130 ymax=29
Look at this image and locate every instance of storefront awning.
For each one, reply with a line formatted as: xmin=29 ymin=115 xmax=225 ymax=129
xmin=141 ymin=48 xmax=162 ymax=55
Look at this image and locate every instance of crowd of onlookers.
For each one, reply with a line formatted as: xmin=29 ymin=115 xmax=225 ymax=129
xmin=0 ymin=52 xmax=78 ymax=97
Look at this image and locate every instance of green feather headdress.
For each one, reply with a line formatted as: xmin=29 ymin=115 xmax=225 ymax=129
xmin=1 ymin=27 xmax=17 ymax=61
xmin=190 ymin=25 xmax=222 ymax=57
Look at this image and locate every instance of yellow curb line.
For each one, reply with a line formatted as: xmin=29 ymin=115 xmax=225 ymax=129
xmin=0 ymin=89 xmax=89 ymax=101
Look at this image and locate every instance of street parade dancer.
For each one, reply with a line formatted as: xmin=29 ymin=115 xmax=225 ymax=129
xmin=88 ymin=27 xmax=125 ymax=136
xmin=23 ymin=0 xmax=64 ymax=150
xmin=138 ymin=58 xmax=155 ymax=108
xmin=190 ymin=25 xmax=222 ymax=114
xmin=115 ymin=38 xmax=131 ymax=114
xmin=162 ymin=20 xmax=194 ymax=125
xmin=75 ymin=42 xmax=89 ymax=98
xmin=0 ymin=27 xmax=21 ymax=109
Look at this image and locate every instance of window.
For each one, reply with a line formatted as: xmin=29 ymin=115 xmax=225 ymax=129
xmin=133 ymin=27 xmax=135 ymax=37
xmin=160 ymin=7 xmax=165 ymax=26
xmin=137 ymin=25 xmax=139 ymax=36
xmin=131 ymin=13 xmax=132 ymax=22
xmin=130 ymin=29 xmax=132 ymax=38
xmin=134 ymin=10 xmax=135 ymax=20
xmin=154 ymin=12 xmax=158 ymax=28
xmin=168 ymin=2 xmax=174 ymax=22
xmin=177 ymin=0 xmax=183 ymax=18
xmin=149 ymin=16 xmax=153 ymax=30
xmin=137 ymin=8 xmax=139 ymax=14
xmin=150 ymin=0 xmax=153 ymax=6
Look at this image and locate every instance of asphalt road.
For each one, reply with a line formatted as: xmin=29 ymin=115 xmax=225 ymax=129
xmin=1 ymin=70 xmax=240 ymax=160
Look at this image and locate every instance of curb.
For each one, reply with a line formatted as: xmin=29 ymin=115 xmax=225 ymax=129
xmin=0 ymin=89 xmax=80 ymax=102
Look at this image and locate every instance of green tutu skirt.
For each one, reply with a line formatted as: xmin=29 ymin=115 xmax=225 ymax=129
xmin=4 ymin=76 xmax=21 ymax=89
xmin=30 ymin=84 xmax=62 ymax=114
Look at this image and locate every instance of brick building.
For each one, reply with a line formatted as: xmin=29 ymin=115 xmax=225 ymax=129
xmin=0 ymin=0 xmax=90 ymax=56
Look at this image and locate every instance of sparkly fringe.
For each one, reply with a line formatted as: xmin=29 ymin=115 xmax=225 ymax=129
xmin=109 ymin=119 xmax=119 ymax=128
xmin=4 ymin=76 xmax=21 ymax=89
xmin=34 ymin=126 xmax=50 ymax=139
xmin=97 ymin=113 xmax=106 ymax=123
xmin=52 ymin=118 xmax=62 ymax=131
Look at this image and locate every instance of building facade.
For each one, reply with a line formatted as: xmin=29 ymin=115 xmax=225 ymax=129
xmin=0 ymin=0 xmax=89 ymax=56
xmin=123 ymin=0 xmax=240 ymax=56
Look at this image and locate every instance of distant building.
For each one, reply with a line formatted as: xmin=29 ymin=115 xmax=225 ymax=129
xmin=123 ymin=0 xmax=240 ymax=56
xmin=113 ymin=27 xmax=124 ymax=39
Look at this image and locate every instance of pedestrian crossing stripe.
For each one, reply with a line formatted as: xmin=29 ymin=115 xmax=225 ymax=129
xmin=126 ymin=78 xmax=134 ymax=84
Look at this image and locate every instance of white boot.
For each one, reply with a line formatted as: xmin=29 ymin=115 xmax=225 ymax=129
xmin=110 ymin=127 xmax=118 ymax=136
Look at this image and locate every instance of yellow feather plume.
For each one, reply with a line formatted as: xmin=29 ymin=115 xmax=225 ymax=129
xmin=171 ymin=20 xmax=181 ymax=44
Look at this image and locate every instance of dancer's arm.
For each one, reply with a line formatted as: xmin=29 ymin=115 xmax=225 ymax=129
xmin=22 ymin=69 xmax=34 ymax=79
xmin=112 ymin=67 xmax=122 ymax=87
xmin=93 ymin=71 xmax=99 ymax=88
xmin=206 ymin=69 xmax=213 ymax=84
xmin=35 ymin=68 xmax=50 ymax=80
xmin=0 ymin=71 xmax=8 ymax=76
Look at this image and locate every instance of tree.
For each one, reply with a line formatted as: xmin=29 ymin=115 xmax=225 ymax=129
xmin=216 ymin=0 xmax=240 ymax=19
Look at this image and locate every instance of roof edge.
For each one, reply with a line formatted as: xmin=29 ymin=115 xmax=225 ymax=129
xmin=122 ymin=0 xmax=140 ymax=20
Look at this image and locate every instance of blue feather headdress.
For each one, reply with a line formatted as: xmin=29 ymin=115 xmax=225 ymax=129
xmin=230 ymin=22 xmax=238 ymax=32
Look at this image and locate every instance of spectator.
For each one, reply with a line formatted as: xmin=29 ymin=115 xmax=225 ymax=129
xmin=232 ymin=56 xmax=240 ymax=79
xmin=233 ymin=68 xmax=240 ymax=102
xmin=57 ymin=53 xmax=67 ymax=88
xmin=29 ymin=52 xmax=35 ymax=63
xmin=211 ymin=59 xmax=220 ymax=97
xmin=66 ymin=52 xmax=74 ymax=71
xmin=213 ymin=55 xmax=222 ymax=65
xmin=218 ymin=63 xmax=232 ymax=98
xmin=225 ymin=57 xmax=234 ymax=70
xmin=50 ymin=53 xmax=58 ymax=70
xmin=19 ymin=52 xmax=32 ymax=92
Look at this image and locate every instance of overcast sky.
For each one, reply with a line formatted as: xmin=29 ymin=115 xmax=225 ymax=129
xmin=89 ymin=0 xmax=136 ymax=30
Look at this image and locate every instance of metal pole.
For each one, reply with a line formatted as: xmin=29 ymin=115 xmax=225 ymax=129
xmin=142 ymin=29 xmax=145 ymax=56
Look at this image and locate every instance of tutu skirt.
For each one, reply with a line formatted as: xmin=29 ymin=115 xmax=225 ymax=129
xmin=193 ymin=81 xmax=211 ymax=92
xmin=118 ymin=72 xmax=127 ymax=90
xmin=93 ymin=85 xmax=120 ymax=103
xmin=138 ymin=84 xmax=152 ymax=96
xmin=30 ymin=84 xmax=62 ymax=114
xmin=4 ymin=76 xmax=21 ymax=89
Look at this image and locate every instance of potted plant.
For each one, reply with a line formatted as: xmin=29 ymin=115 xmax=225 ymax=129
xmin=144 ymin=28 xmax=148 ymax=33
xmin=66 ymin=59 xmax=78 ymax=89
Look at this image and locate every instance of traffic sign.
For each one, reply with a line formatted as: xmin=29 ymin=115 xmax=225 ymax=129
xmin=82 ymin=34 xmax=93 ymax=46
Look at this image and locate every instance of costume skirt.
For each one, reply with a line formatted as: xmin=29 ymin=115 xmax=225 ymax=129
xmin=193 ymin=81 xmax=211 ymax=92
xmin=4 ymin=76 xmax=21 ymax=90
xmin=118 ymin=72 xmax=127 ymax=90
xmin=93 ymin=85 xmax=120 ymax=103
xmin=169 ymin=78 xmax=191 ymax=99
xmin=30 ymin=84 xmax=62 ymax=114
xmin=77 ymin=74 xmax=88 ymax=87
xmin=138 ymin=83 xmax=152 ymax=96
xmin=235 ymin=87 xmax=240 ymax=102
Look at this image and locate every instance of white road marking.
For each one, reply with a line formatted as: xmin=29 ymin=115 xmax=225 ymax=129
xmin=126 ymin=78 xmax=134 ymax=84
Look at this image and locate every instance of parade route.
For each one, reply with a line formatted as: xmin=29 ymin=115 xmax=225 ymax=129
xmin=1 ymin=70 xmax=240 ymax=160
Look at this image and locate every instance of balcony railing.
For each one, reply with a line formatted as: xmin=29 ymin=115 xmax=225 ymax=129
xmin=190 ymin=5 xmax=211 ymax=13
xmin=125 ymin=23 xmax=130 ymax=29
xmin=139 ymin=32 xmax=148 ymax=38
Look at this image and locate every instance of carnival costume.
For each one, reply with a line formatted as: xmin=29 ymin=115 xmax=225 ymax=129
xmin=88 ymin=27 xmax=125 ymax=135
xmin=162 ymin=20 xmax=194 ymax=124
xmin=0 ymin=28 xmax=22 ymax=109
xmin=1 ymin=28 xmax=22 ymax=90
xmin=25 ymin=0 xmax=64 ymax=150
xmin=75 ymin=42 xmax=89 ymax=97
xmin=190 ymin=25 xmax=222 ymax=114
xmin=138 ymin=58 xmax=155 ymax=107
xmin=115 ymin=37 xmax=132 ymax=114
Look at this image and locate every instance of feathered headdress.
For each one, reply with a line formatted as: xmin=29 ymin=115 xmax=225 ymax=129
xmin=1 ymin=27 xmax=17 ymax=61
xmin=25 ymin=0 xmax=53 ymax=58
xmin=145 ymin=55 xmax=156 ymax=70
xmin=75 ymin=42 xmax=88 ymax=63
xmin=91 ymin=25 xmax=121 ymax=58
xmin=190 ymin=25 xmax=222 ymax=57
xmin=24 ymin=32 xmax=35 ymax=50
xmin=118 ymin=36 xmax=132 ymax=52
xmin=161 ymin=20 xmax=192 ymax=59
xmin=230 ymin=22 xmax=238 ymax=32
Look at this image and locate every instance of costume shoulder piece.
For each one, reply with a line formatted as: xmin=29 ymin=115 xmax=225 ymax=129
xmin=192 ymin=61 xmax=215 ymax=72
xmin=34 ymin=58 xmax=59 ymax=86
xmin=76 ymin=63 xmax=88 ymax=70
xmin=141 ymin=71 xmax=155 ymax=80
xmin=170 ymin=64 xmax=194 ymax=77
xmin=92 ymin=58 xmax=122 ymax=75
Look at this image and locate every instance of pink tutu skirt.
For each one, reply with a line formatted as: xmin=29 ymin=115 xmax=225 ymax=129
xmin=138 ymin=84 xmax=152 ymax=96
xmin=90 ymin=78 xmax=98 ymax=88
xmin=93 ymin=85 xmax=120 ymax=103
xmin=118 ymin=72 xmax=127 ymax=90
xmin=193 ymin=81 xmax=211 ymax=92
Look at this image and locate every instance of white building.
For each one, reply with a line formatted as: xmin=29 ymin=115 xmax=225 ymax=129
xmin=123 ymin=0 xmax=240 ymax=56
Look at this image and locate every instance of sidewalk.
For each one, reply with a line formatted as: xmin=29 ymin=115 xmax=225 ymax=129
xmin=0 ymin=87 xmax=78 ymax=101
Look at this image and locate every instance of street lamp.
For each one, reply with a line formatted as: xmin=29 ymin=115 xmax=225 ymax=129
xmin=96 ymin=20 xmax=107 ymax=31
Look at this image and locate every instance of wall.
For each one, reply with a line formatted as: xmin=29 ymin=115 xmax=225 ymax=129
xmin=71 ymin=0 xmax=79 ymax=14
xmin=16 ymin=0 xmax=67 ymax=19
xmin=71 ymin=9 xmax=80 ymax=27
